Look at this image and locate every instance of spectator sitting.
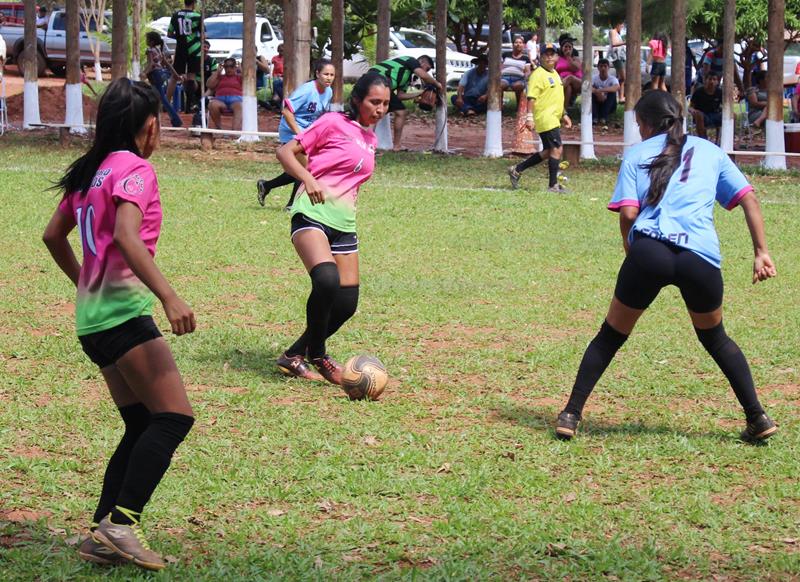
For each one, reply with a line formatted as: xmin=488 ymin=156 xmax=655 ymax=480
xmin=451 ymin=53 xmax=489 ymax=116
xmin=207 ymin=57 xmax=243 ymax=130
xmin=500 ymin=36 xmax=531 ymax=107
xmin=556 ymin=33 xmax=582 ymax=108
xmin=791 ymin=81 xmax=799 ymax=123
xmin=745 ymin=69 xmax=768 ymax=129
xmin=270 ymin=44 xmax=285 ymax=108
xmin=689 ymin=70 xmax=722 ymax=139
xmin=591 ymin=58 xmax=619 ymax=126
xmin=254 ymin=50 xmax=271 ymax=108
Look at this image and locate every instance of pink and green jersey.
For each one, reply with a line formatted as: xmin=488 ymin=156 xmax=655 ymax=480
xmin=291 ymin=113 xmax=378 ymax=233
xmin=58 ymin=151 xmax=162 ymax=336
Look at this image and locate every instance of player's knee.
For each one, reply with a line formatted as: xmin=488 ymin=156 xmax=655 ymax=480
xmin=310 ymin=262 xmax=340 ymax=296
xmin=694 ymin=322 xmax=729 ymax=353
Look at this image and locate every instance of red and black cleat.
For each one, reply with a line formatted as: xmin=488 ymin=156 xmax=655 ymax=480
xmin=277 ymin=353 xmax=323 ymax=381
xmin=310 ymin=355 xmax=344 ymax=386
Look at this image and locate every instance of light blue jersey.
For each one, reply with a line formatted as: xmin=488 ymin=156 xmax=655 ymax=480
xmin=278 ymin=80 xmax=333 ymax=143
xmin=609 ymin=135 xmax=752 ymax=268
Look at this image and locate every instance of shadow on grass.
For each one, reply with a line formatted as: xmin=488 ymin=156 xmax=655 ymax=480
xmin=493 ymin=401 xmax=739 ymax=442
xmin=193 ymin=347 xmax=288 ymax=380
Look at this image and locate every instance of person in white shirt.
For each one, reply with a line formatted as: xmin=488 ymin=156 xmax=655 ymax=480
xmin=591 ymin=58 xmax=619 ymax=126
xmin=35 ymin=6 xmax=48 ymax=30
xmin=526 ymin=33 xmax=539 ymax=67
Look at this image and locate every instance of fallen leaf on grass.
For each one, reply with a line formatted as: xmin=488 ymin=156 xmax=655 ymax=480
xmin=782 ymin=538 xmax=798 ymax=545
xmin=363 ymin=435 xmax=379 ymax=446
xmin=342 ymin=552 xmax=362 ymax=562
xmin=436 ymin=463 xmax=451 ymax=474
xmin=164 ymin=555 xmax=179 ymax=564
xmin=266 ymin=508 xmax=286 ymax=517
xmin=0 ymin=510 xmax=51 ymax=522
xmin=562 ymin=492 xmax=578 ymax=503
xmin=500 ymin=451 xmax=516 ymax=460
xmin=187 ymin=516 xmax=205 ymax=526
xmin=316 ymin=500 xmax=335 ymax=513
xmin=314 ymin=556 xmax=323 ymax=569
xmin=64 ymin=534 xmax=82 ymax=546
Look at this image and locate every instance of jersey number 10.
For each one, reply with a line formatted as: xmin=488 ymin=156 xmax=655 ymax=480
xmin=75 ymin=205 xmax=98 ymax=257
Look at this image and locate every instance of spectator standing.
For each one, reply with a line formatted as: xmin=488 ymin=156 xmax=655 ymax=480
xmin=591 ymin=58 xmax=619 ymax=127
xmin=790 ymin=81 xmax=799 ymax=123
xmin=167 ymin=0 xmax=203 ymax=113
xmin=527 ymin=33 xmax=539 ymax=67
xmin=648 ymin=32 xmax=669 ymax=91
xmin=143 ymin=32 xmax=183 ymax=128
xmin=689 ymin=71 xmax=723 ymax=139
xmin=608 ymin=21 xmax=626 ymax=103
xmin=271 ymin=44 xmax=285 ymax=108
xmin=36 ymin=6 xmax=48 ymax=29
xmin=556 ymin=33 xmax=582 ymax=109
xmin=451 ymin=54 xmax=489 ymax=116
xmin=369 ymin=54 xmax=442 ymax=150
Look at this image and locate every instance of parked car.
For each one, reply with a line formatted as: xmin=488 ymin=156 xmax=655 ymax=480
xmin=204 ymin=13 xmax=281 ymax=64
xmin=784 ymin=42 xmax=800 ymax=87
xmin=0 ymin=8 xmax=111 ymax=76
xmin=339 ymin=28 xmax=472 ymax=88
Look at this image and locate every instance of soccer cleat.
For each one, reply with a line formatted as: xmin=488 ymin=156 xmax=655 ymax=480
xmin=277 ymin=353 xmax=323 ymax=381
xmin=310 ymin=355 xmax=344 ymax=386
xmin=93 ymin=514 xmax=165 ymax=571
xmin=507 ymin=165 xmax=521 ymax=190
xmin=740 ymin=413 xmax=778 ymax=442
xmin=555 ymin=411 xmax=581 ymax=440
xmin=547 ymin=184 xmax=570 ymax=194
xmin=257 ymin=180 xmax=270 ymax=206
xmin=78 ymin=533 xmax=127 ymax=565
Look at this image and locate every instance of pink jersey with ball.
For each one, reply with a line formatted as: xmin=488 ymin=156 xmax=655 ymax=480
xmin=58 ymin=151 xmax=162 ymax=335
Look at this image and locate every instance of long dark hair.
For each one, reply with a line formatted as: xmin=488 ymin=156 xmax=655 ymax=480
xmin=145 ymin=31 xmax=164 ymax=50
xmin=347 ymin=70 xmax=391 ymax=121
xmin=53 ymin=79 xmax=160 ymax=197
xmin=635 ymin=90 xmax=686 ymax=207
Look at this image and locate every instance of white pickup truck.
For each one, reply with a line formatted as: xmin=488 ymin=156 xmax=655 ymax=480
xmin=0 ymin=9 xmax=111 ymax=76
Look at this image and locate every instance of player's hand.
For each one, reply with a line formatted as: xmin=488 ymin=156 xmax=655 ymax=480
xmin=304 ymin=176 xmax=325 ymax=204
xmin=163 ymin=295 xmax=196 ymax=335
xmin=563 ymin=115 xmax=573 ymax=129
xmin=752 ymin=251 xmax=776 ymax=284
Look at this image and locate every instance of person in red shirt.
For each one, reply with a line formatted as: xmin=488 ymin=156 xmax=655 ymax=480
xmin=270 ymin=44 xmax=285 ymax=108
xmin=207 ymin=57 xmax=243 ymax=129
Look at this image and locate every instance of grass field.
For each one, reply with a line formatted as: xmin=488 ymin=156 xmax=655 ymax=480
xmin=0 ymin=134 xmax=798 ymax=581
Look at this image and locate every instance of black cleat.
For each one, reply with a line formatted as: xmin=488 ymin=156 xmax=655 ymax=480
xmin=740 ymin=413 xmax=777 ymax=442
xmin=555 ymin=411 xmax=581 ymax=440
xmin=257 ymin=180 xmax=270 ymax=206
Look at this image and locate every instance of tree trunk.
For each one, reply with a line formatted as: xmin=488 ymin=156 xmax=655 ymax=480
xmin=111 ymin=0 xmax=128 ymax=79
xmin=239 ymin=0 xmax=258 ymax=142
xmin=374 ymin=0 xmax=393 ymax=149
xmin=671 ymin=0 xmax=687 ymax=122
xmin=433 ymin=0 xmax=448 ymax=152
xmin=23 ymin=0 xmax=40 ymax=128
xmin=282 ymin=0 xmax=296 ymax=95
xmin=720 ymin=0 xmax=736 ymax=151
xmin=538 ymin=0 xmax=546 ymax=43
xmin=580 ymin=0 xmax=596 ymax=159
xmin=286 ymin=0 xmax=311 ymax=96
xmin=623 ymin=0 xmax=642 ymax=150
xmin=331 ymin=0 xmax=344 ymax=110
xmin=483 ymin=0 xmax=503 ymax=157
xmin=131 ymin=0 xmax=141 ymax=80
xmin=765 ymin=0 xmax=786 ymax=169
xmin=376 ymin=0 xmax=391 ymax=63
xmin=65 ymin=0 xmax=85 ymax=133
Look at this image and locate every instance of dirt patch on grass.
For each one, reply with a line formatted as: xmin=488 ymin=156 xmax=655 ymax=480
xmin=0 ymin=509 xmax=52 ymax=522
xmin=761 ymin=383 xmax=800 ymax=405
xmin=8 ymin=444 xmax=49 ymax=459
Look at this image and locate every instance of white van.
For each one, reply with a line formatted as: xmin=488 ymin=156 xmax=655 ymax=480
xmin=204 ymin=13 xmax=282 ymax=63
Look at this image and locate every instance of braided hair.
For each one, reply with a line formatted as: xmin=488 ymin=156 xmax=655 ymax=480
xmin=634 ymin=90 xmax=687 ymax=207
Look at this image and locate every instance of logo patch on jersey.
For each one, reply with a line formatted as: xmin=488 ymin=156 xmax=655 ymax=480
xmin=548 ymin=77 xmax=555 ymax=86
xmin=122 ymin=174 xmax=145 ymax=196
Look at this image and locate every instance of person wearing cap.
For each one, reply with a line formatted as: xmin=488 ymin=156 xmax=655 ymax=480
xmin=451 ymin=54 xmax=489 ymax=116
xmin=556 ymin=33 xmax=583 ymax=109
xmin=507 ymin=42 xmax=572 ymax=194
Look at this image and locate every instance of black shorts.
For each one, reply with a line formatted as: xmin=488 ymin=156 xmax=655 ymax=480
xmin=650 ymin=61 xmax=667 ymax=77
xmin=173 ymin=51 xmax=201 ymax=76
xmin=388 ymin=91 xmax=406 ymax=112
xmin=79 ymin=315 xmax=162 ymax=368
xmin=291 ymin=213 xmax=358 ymax=254
xmin=614 ymin=234 xmax=723 ymax=313
xmin=539 ymin=127 xmax=562 ymax=150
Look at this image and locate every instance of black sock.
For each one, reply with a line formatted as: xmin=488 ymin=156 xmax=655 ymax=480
xmin=92 ymin=404 xmax=150 ymax=525
xmin=291 ymin=262 xmax=340 ymax=360
xmin=261 ymin=172 xmax=296 ymax=193
xmin=548 ymin=157 xmax=560 ymax=187
xmin=516 ymin=152 xmax=542 ymax=173
xmin=564 ymin=321 xmax=629 ymax=417
xmin=286 ymin=285 xmax=359 ymax=357
xmin=110 ymin=412 xmax=194 ymax=523
xmin=285 ymin=180 xmax=302 ymax=208
xmin=695 ymin=323 xmax=764 ymax=420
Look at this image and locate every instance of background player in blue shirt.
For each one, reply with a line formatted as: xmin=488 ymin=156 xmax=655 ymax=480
xmin=555 ymin=91 xmax=778 ymax=443
xmin=257 ymin=60 xmax=335 ymax=210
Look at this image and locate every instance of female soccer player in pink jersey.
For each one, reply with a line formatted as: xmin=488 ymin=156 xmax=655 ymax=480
xmin=43 ymin=79 xmax=195 ymax=571
xmin=274 ymin=71 xmax=391 ymax=385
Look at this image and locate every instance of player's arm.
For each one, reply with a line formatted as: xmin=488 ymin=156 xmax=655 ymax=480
xmin=619 ymin=206 xmax=639 ymax=254
xmin=277 ymin=140 xmax=324 ymax=204
xmin=738 ymin=192 xmax=776 ymax=284
xmin=282 ymin=106 xmax=302 ymax=136
xmin=414 ymin=67 xmax=443 ymax=92
xmin=113 ymin=202 xmax=195 ymax=335
xmin=42 ymin=208 xmax=80 ymax=286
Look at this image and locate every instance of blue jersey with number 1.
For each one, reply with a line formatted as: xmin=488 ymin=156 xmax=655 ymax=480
xmin=608 ymin=134 xmax=752 ymax=268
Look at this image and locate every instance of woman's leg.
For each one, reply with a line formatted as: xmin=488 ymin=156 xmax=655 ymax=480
xmin=326 ymin=252 xmax=359 ymax=337
xmin=232 ymin=101 xmax=243 ymax=130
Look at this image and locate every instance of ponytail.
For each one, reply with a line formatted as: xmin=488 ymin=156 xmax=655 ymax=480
xmin=53 ymin=79 xmax=160 ymax=197
xmin=634 ymin=91 xmax=686 ymax=207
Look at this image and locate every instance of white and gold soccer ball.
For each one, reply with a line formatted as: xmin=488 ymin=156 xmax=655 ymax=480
xmin=341 ymin=354 xmax=388 ymax=401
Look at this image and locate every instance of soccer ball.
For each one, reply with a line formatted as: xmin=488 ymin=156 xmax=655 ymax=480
xmin=341 ymin=354 xmax=388 ymax=401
